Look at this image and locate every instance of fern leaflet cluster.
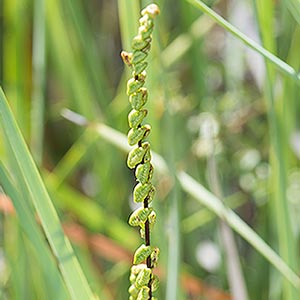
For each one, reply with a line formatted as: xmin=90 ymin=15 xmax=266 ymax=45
xmin=121 ymin=4 xmax=160 ymax=300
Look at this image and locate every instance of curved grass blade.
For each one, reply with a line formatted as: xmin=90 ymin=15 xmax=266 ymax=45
xmin=0 ymin=88 xmax=98 ymax=300
xmin=0 ymin=163 xmax=67 ymax=300
xmin=186 ymin=0 xmax=300 ymax=83
xmin=62 ymin=110 xmax=300 ymax=290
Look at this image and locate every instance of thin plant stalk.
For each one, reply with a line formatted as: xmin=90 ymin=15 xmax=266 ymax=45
xmin=207 ymin=135 xmax=249 ymax=300
xmin=3 ymin=0 xmax=30 ymax=136
xmin=164 ymin=110 xmax=181 ymax=300
xmin=31 ymin=0 xmax=46 ymax=165
xmin=158 ymin=19 xmax=182 ymax=300
xmin=254 ymin=1 xmax=299 ymax=299
xmin=121 ymin=5 xmax=160 ymax=299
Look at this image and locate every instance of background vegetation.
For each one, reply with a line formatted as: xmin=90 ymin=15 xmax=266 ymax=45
xmin=0 ymin=0 xmax=300 ymax=299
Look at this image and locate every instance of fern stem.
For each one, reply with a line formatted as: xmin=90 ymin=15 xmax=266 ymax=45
xmin=121 ymin=4 xmax=160 ymax=300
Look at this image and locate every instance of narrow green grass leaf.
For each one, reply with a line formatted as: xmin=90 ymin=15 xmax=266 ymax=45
xmin=161 ymin=14 xmax=214 ymax=67
xmin=3 ymin=0 xmax=31 ymax=137
xmin=31 ymin=0 xmax=46 ymax=165
xmin=45 ymin=172 xmax=139 ymax=249
xmin=283 ymin=28 xmax=300 ymax=131
xmin=117 ymin=0 xmax=140 ymax=51
xmin=61 ymin=109 xmax=169 ymax=174
xmin=186 ymin=0 xmax=300 ymax=83
xmin=182 ymin=192 xmax=246 ymax=232
xmin=63 ymin=112 xmax=300 ymax=291
xmin=162 ymin=103 xmax=182 ymax=300
xmin=46 ymin=0 xmax=97 ymax=119
xmin=0 ymin=163 xmax=67 ymax=299
xmin=49 ymin=129 xmax=99 ymax=189
xmin=0 ymin=88 xmax=97 ymax=300
xmin=5 ymin=224 xmax=30 ymax=300
xmin=284 ymin=0 xmax=300 ymax=26
xmin=255 ymin=2 xmax=299 ymax=299
xmin=63 ymin=0 xmax=110 ymax=105
xmin=177 ymin=171 xmax=300 ymax=290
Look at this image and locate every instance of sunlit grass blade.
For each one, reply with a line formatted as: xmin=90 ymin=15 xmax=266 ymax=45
xmin=254 ymin=1 xmax=299 ymax=299
xmin=62 ymin=110 xmax=300 ymax=291
xmin=0 ymin=88 xmax=97 ymax=300
xmin=0 ymin=163 xmax=67 ymax=299
xmin=61 ymin=109 xmax=169 ymax=174
xmin=177 ymin=171 xmax=300 ymax=290
xmin=182 ymin=192 xmax=246 ymax=232
xmin=186 ymin=0 xmax=300 ymax=83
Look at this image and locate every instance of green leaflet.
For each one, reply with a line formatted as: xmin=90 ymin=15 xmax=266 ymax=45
xmin=133 ymin=244 xmax=152 ymax=265
xmin=129 ymin=207 xmax=153 ymax=227
xmin=135 ymin=268 xmax=152 ymax=289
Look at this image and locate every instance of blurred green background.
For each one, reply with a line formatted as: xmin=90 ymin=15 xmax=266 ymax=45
xmin=0 ymin=0 xmax=300 ymax=299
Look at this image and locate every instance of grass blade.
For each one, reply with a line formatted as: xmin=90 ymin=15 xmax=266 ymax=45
xmin=182 ymin=192 xmax=246 ymax=232
xmin=0 ymin=163 xmax=67 ymax=299
xmin=254 ymin=1 xmax=299 ymax=298
xmin=45 ymin=171 xmax=139 ymax=249
xmin=177 ymin=171 xmax=300 ymax=290
xmin=63 ymin=111 xmax=300 ymax=291
xmin=186 ymin=0 xmax=300 ymax=83
xmin=31 ymin=0 xmax=46 ymax=165
xmin=161 ymin=14 xmax=214 ymax=67
xmin=208 ymin=152 xmax=248 ymax=300
xmin=284 ymin=0 xmax=300 ymax=26
xmin=0 ymin=87 xmax=97 ymax=300
xmin=117 ymin=0 xmax=140 ymax=51
xmin=2 ymin=0 xmax=31 ymax=136
xmin=63 ymin=0 xmax=110 ymax=105
xmin=48 ymin=128 xmax=99 ymax=189
xmin=46 ymin=0 xmax=98 ymax=119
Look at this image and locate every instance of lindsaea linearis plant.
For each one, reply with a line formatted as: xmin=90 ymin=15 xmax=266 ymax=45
xmin=121 ymin=3 xmax=160 ymax=300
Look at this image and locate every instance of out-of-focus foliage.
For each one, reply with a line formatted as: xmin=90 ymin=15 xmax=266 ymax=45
xmin=0 ymin=0 xmax=300 ymax=299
